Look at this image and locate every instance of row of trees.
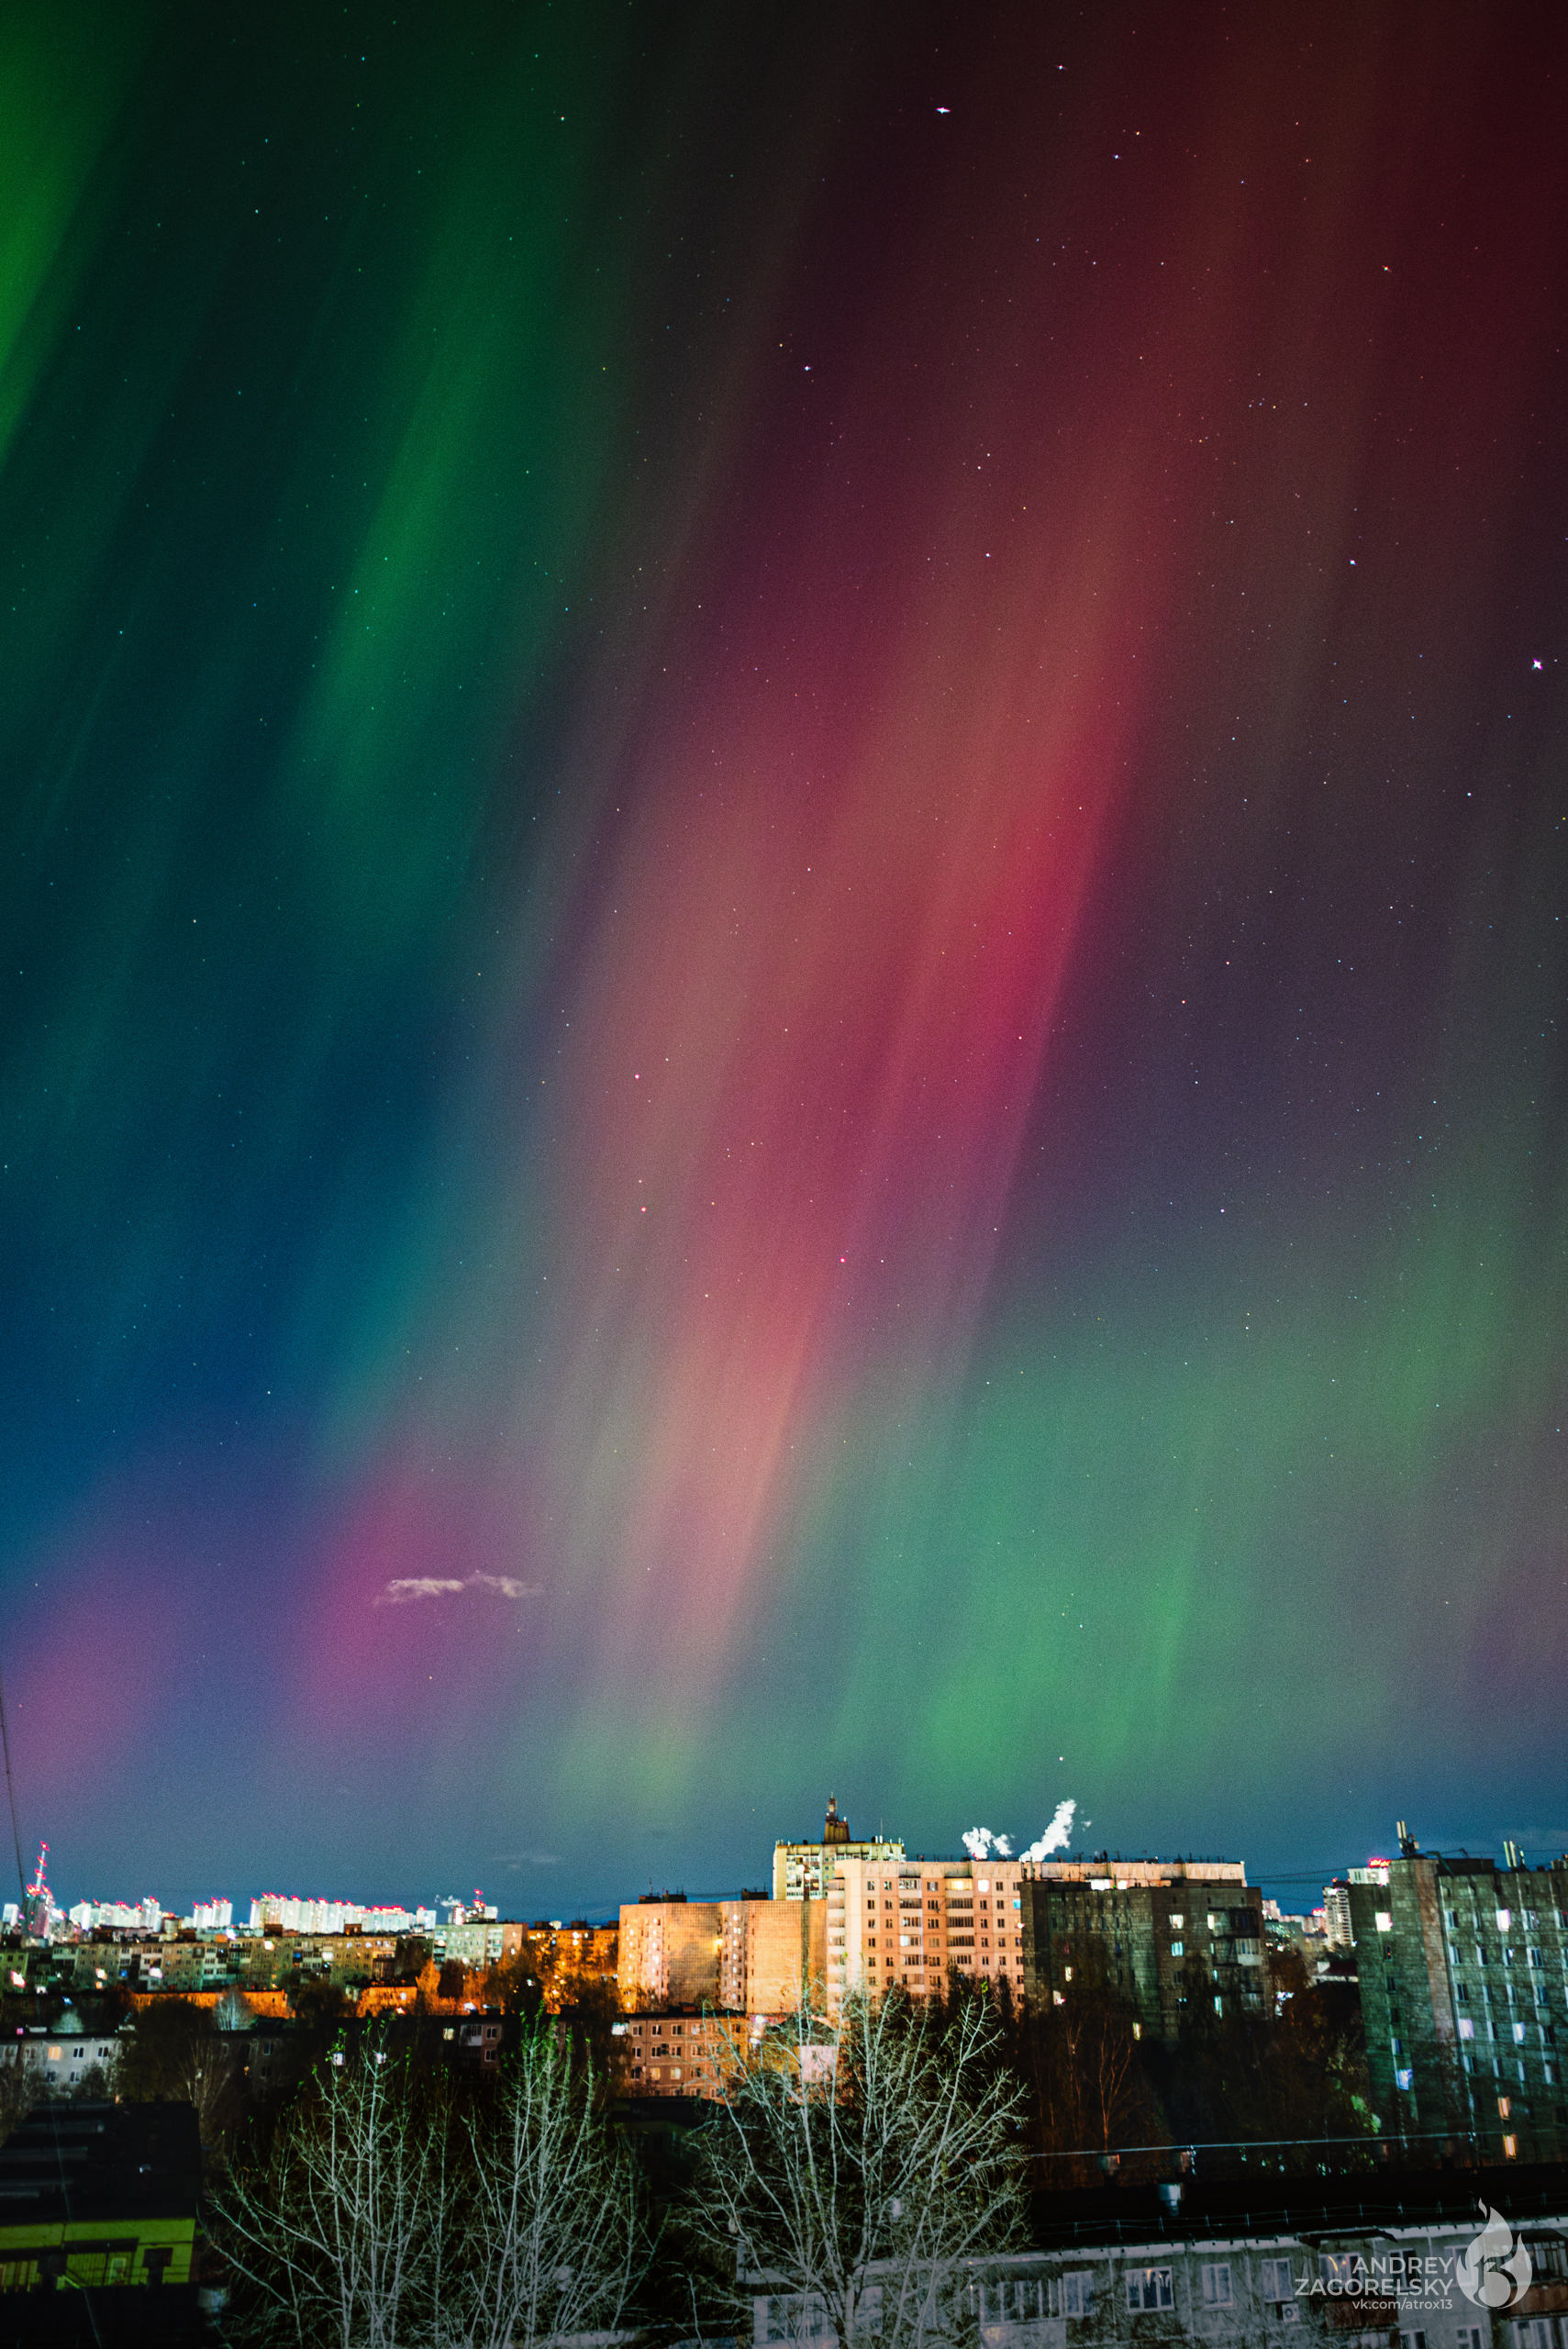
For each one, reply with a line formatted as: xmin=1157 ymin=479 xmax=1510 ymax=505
xmin=212 ymin=1988 xmax=1028 ymax=2348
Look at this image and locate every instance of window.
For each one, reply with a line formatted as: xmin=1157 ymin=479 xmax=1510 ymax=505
xmin=1126 ymin=2266 xmax=1174 ymax=2311
xmin=1170 ymin=1912 xmax=1184 ymax=1928
xmin=1376 ymin=1911 xmax=1394 ymax=1934
xmin=1261 ymin=2257 xmax=1296 ymax=2302
xmin=1170 ymin=1941 xmax=1184 ymax=1956
xmin=1201 ymin=2264 xmax=1233 ymax=2308
xmin=1320 ymin=2254 xmax=1364 ymax=2290
xmin=1398 ymin=2331 xmax=1427 ymax=2349
xmin=1061 ymin=2271 xmax=1095 ymax=2317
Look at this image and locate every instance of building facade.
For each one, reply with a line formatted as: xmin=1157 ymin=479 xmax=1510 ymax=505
xmin=748 ymin=2207 xmax=1568 ymax=2346
xmin=1346 ymin=1837 xmax=1568 ymax=2164
xmin=620 ymin=1896 xmax=826 ymax=2013
xmin=1019 ymin=1860 xmax=1265 ymax=2042
xmin=773 ymin=1797 xmax=905 ymax=1901
xmin=612 ymin=2009 xmax=753 ymax=2098
xmin=824 ymin=1854 xmax=1029 ymax=2013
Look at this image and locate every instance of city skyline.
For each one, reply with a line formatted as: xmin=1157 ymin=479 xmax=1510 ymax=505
xmin=1 ymin=1 xmax=1564 ymax=1913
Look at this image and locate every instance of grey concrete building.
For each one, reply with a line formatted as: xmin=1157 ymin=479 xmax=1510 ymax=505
xmin=1345 ymin=1834 xmax=1568 ymax=2165
xmin=1019 ymin=1863 xmax=1268 ymax=2042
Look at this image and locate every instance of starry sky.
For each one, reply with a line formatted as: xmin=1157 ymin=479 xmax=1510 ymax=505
xmin=3 ymin=0 xmax=1565 ymax=1920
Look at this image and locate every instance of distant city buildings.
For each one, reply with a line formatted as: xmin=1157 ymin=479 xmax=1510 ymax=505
xmin=250 ymin=1896 xmax=437 ymax=1935
xmin=15 ymin=1794 xmax=1568 ymax=2177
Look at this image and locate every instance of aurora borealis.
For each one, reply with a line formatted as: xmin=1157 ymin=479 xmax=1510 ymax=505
xmin=2 ymin=1 xmax=1564 ymax=1915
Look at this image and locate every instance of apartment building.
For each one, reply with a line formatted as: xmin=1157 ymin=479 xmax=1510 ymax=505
xmin=1346 ymin=1833 xmax=1568 ymax=2164
xmin=1019 ymin=1859 xmax=1266 ymax=2042
xmin=619 ymin=1895 xmax=826 ymax=2013
xmin=748 ymin=2201 xmax=1568 ymax=2345
xmin=824 ymin=1854 xmax=1029 ymax=2014
xmin=612 ymin=2009 xmax=752 ymax=2098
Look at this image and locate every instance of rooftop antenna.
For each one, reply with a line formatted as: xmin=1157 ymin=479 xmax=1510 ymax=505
xmin=0 ymin=1651 xmax=26 ymax=1909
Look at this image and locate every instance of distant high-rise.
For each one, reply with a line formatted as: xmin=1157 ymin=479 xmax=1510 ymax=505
xmin=773 ymin=1795 xmax=904 ymax=1901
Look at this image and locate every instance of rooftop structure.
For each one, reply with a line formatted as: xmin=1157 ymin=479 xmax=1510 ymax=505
xmin=773 ymin=1796 xmax=905 ymax=1902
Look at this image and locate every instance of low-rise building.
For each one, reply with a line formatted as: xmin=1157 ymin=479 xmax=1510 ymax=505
xmin=747 ymin=2187 xmax=1568 ymax=2345
xmin=612 ymin=2009 xmax=753 ymax=2098
xmin=0 ymin=2018 xmax=124 ymax=2095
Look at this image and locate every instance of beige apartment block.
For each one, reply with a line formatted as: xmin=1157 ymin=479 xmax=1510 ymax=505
xmin=827 ymin=1854 xmax=1029 ymax=2015
xmin=720 ymin=1895 xmax=828 ymax=2012
xmin=617 ymin=1899 xmax=723 ymax=2009
xmin=621 ymin=1896 xmax=828 ymax=2013
xmin=611 ymin=2009 xmax=751 ymax=2098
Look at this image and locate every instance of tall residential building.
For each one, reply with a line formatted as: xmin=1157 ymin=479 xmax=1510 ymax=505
xmin=1344 ymin=1830 xmax=1568 ymax=2165
xmin=825 ymin=1853 xmax=1029 ymax=2014
xmin=773 ymin=1796 xmax=905 ymax=1900
xmin=820 ymin=1849 xmax=1259 ymax=2030
xmin=1323 ymin=1880 xmax=1355 ymax=1948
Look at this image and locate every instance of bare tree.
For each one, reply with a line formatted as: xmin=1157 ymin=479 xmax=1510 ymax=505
xmin=684 ymin=1988 xmax=1027 ymax=2347
xmin=217 ymin=2032 xmax=452 ymax=2347
xmin=441 ymin=2018 xmax=641 ymax=2349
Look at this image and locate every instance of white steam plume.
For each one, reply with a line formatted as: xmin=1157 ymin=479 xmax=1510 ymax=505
xmin=962 ymin=1827 xmax=1013 ymax=1860
xmin=1019 ymin=1798 xmax=1076 ymax=1862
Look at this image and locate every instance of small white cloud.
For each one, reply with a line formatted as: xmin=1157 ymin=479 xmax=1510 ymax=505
xmin=375 ymin=1572 xmax=542 ymax=1607
xmin=378 ymin=1576 xmax=466 ymax=1606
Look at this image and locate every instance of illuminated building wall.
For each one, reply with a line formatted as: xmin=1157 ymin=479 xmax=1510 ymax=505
xmin=617 ymin=1899 xmax=723 ymax=2010
xmin=828 ymin=1855 xmax=1028 ymax=2015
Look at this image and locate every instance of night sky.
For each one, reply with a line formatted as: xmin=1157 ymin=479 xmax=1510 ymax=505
xmin=3 ymin=1 xmax=1565 ymax=1920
